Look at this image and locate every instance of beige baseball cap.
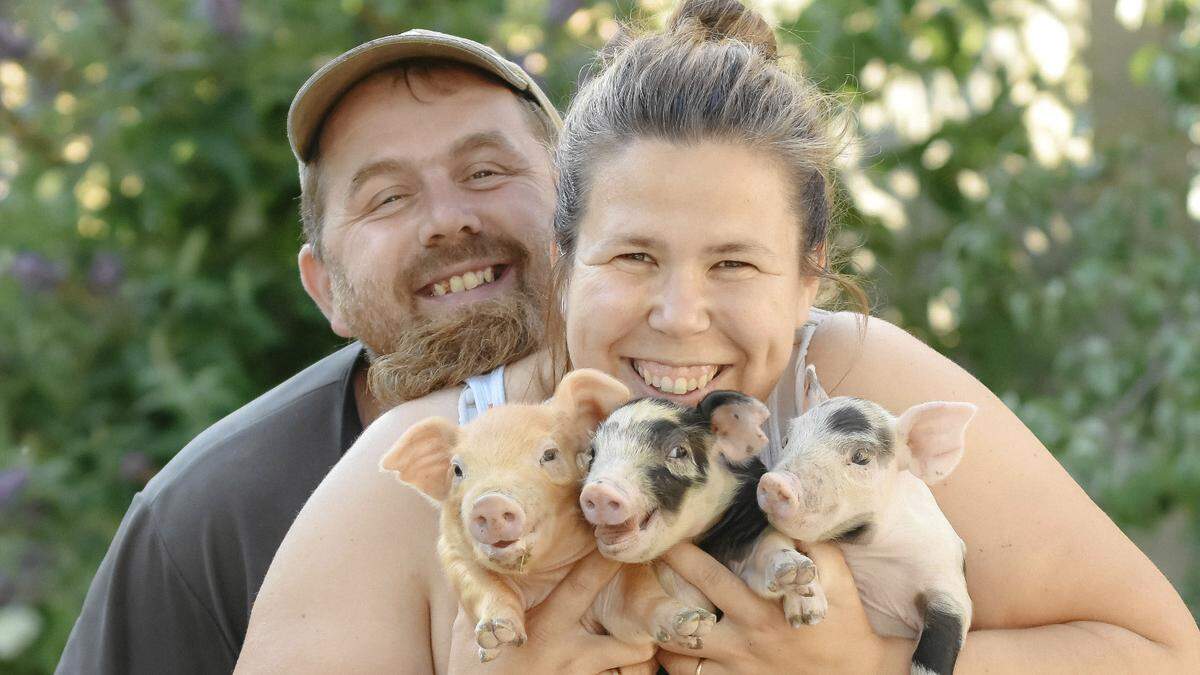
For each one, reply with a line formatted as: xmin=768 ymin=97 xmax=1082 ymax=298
xmin=287 ymin=29 xmax=562 ymax=163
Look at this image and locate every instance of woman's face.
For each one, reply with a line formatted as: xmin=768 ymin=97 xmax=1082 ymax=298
xmin=566 ymin=139 xmax=820 ymax=405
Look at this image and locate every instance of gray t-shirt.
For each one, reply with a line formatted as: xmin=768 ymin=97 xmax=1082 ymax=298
xmin=56 ymin=343 xmax=365 ymax=674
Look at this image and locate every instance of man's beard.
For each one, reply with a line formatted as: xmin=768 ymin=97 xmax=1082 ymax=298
xmin=328 ymin=235 xmax=547 ymax=407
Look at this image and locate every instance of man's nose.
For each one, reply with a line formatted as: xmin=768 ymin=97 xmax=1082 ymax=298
xmin=417 ymin=180 xmax=482 ymax=246
xmin=648 ymin=270 xmax=710 ymax=337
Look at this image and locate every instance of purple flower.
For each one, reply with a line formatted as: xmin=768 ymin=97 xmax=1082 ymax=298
xmin=203 ymin=0 xmax=242 ymax=37
xmin=88 ymin=251 xmax=124 ymax=295
xmin=9 ymin=252 xmax=66 ymax=294
xmin=0 ymin=468 xmax=29 ymax=508
xmin=119 ymin=452 xmax=156 ymax=485
xmin=546 ymin=0 xmax=582 ymax=25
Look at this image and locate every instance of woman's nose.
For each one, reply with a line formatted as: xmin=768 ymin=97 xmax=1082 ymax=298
xmin=417 ymin=179 xmax=483 ymax=246
xmin=648 ymin=271 xmax=710 ymax=337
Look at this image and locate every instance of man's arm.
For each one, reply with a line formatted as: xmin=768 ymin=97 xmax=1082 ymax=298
xmin=56 ymin=493 xmax=237 ymax=675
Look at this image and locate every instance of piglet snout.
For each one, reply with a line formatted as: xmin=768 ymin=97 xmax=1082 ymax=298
xmin=470 ymin=494 xmax=526 ymax=546
xmin=580 ymin=480 xmax=633 ymax=526
xmin=758 ymin=472 xmax=801 ymax=521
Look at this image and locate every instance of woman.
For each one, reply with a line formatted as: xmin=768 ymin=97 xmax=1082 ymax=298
xmin=238 ymin=1 xmax=1200 ymax=672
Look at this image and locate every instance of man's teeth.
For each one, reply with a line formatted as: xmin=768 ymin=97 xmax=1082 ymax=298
xmin=633 ymin=361 xmax=718 ymax=395
xmin=431 ymin=266 xmax=498 ymax=296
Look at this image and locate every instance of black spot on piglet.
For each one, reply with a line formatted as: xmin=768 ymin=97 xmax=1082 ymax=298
xmin=827 ymin=405 xmax=871 ymax=434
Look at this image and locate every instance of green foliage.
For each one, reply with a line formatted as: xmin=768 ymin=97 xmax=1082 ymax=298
xmin=0 ymin=1 xmax=1197 ymax=671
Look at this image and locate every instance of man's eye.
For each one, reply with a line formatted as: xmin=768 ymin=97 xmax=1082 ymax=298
xmin=469 ymin=170 xmax=498 ymax=180
xmin=716 ymin=260 xmax=750 ymax=269
xmin=376 ymin=193 xmax=406 ymax=208
xmin=620 ymin=252 xmax=652 ymax=263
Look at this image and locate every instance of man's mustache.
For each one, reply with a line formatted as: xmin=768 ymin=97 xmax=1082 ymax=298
xmin=399 ymin=235 xmax=531 ymax=298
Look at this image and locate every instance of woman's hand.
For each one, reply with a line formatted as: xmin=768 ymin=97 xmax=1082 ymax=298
xmin=655 ymin=542 xmax=912 ymax=675
xmin=447 ymin=551 xmax=657 ymax=674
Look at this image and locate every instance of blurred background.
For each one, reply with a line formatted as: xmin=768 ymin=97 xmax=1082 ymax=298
xmin=1 ymin=0 xmax=1198 ymax=671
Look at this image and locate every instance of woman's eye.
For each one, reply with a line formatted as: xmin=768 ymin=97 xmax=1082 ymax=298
xmin=469 ymin=169 xmax=499 ymax=180
xmin=667 ymin=445 xmax=688 ymax=460
xmin=715 ymin=260 xmax=751 ymax=270
xmin=619 ymin=252 xmax=652 ymax=263
xmin=541 ymin=448 xmax=559 ymax=463
xmin=851 ymin=451 xmax=871 ymax=466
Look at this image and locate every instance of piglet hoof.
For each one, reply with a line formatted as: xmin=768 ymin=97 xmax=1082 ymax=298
xmin=783 ymin=583 xmax=828 ymax=627
xmin=767 ymin=550 xmax=817 ymax=592
xmin=475 ymin=617 xmax=526 ymax=652
xmin=670 ymin=607 xmax=717 ymax=649
xmin=478 ymin=647 xmax=500 ymax=663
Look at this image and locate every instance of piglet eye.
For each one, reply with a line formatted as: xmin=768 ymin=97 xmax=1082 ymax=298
xmin=851 ymin=450 xmax=871 ymax=466
xmin=667 ymin=445 xmax=688 ymax=460
xmin=452 ymin=462 xmax=465 ymax=478
xmin=541 ymin=448 xmax=559 ymax=463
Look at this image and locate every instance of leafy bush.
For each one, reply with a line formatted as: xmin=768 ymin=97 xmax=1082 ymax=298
xmin=1 ymin=1 xmax=1197 ymax=672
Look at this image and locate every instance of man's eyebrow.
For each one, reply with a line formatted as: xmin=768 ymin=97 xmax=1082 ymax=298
xmin=449 ymin=131 xmax=523 ymax=159
xmin=346 ymin=158 xmax=414 ymax=199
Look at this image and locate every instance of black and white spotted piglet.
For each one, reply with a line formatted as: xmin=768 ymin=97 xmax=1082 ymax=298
xmin=579 ymin=391 xmax=826 ymax=645
xmin=757 ymin=365 xmax=976 ymax=675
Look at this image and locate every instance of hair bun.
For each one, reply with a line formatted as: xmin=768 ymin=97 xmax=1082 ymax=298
xmin=667 ymin=0 xmax=778 ymax=59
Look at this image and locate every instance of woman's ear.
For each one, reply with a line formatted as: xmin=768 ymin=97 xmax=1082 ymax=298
xmin=796 ymin=245 xmax=826 ymax=327
xmin=299 ymin=244 xmax=353 ymax=338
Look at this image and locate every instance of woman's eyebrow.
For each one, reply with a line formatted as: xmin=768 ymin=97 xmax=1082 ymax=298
xmin=706 ymin=241 xmax=774 ymax=257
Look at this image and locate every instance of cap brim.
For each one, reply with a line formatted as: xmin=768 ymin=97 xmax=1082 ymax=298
xmin=288 ymin=30 xmax=561 ymax=162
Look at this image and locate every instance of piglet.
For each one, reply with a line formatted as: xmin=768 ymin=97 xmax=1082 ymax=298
xmin=757 ymin=365 xmax=976 ymax=675
xmin=581 ymin=392 xmax=827 ymax=632
xmin=379 ymin=369 xmax=717 ymax=661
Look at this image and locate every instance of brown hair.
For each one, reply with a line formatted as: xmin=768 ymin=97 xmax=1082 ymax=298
xmin=299 ymin=59 xmax=558 ymax=259
xmin=546 ymin=0 xmax=868 ymax=374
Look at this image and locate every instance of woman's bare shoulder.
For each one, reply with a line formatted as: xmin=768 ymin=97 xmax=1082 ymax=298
xmin=238 ymin=385 xmax=462 ymax=672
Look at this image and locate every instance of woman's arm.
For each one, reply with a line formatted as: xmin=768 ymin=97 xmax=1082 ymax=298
xmin=808 ymin=312 xmax=1200 ymax=672
xmin=236 ymin=386 xmax=463 ymax=674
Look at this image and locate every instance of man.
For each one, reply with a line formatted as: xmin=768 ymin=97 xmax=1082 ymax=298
xmin=56 ymin=30 xmax=560 ymax=674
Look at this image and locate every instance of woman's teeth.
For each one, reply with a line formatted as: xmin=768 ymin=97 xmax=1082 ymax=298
xmin=430 ymin=266 xmax=497 ymax=296
xmin=632 ymin=360 xmax=719 ymax=395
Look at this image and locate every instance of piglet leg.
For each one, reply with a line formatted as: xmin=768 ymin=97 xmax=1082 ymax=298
xmin=594 ymin=564 xmax=716 ymax=649
xmin=442 ymin=548 xmax=527 ymax=661
xmin=910 ymin=591 xmax=969 ymax=675
xmin=733 ymin=529 xmax=827 ymax=626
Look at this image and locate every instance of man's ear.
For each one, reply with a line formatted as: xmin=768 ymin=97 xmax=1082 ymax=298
xmin=699 ymin=391 xmax=771 ymax=463
xmin=379 ymin=417 xmax=460 ymax=502
xmin=298 ymin=243 xmax=352 ymax=338
xmin=801 ymin=364 xmax=830 ymax=412
xmin=896 ymin=402 xmax=977 ymax=484
xmin=552 ymin=369 xmax=631 ymax=432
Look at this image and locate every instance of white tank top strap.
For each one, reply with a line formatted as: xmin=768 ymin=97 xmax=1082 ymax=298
xmin=763 ymin=308 xmax=830 ymax=465
xmin=458 ymin=365 xmax=508 ymax=425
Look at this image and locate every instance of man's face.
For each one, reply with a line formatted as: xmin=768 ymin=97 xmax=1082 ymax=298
xmin=309 ymin=66 xmax=555 ymax=404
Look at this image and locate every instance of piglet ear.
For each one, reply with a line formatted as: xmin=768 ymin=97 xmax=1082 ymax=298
xmin=801 ymin=365 xmax=830 ymax=412
xmin=700 ymin=391 xmax=771 ymax=463
xmin=897 ymin=402 xmax=977 ymax=484
xmin=552 ymin=368 xmax=631 ymax=431
xmin=379 ymin=417 xmax=459 ymax=502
